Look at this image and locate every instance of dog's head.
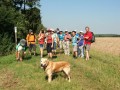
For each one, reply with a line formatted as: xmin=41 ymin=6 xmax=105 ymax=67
xmin=40 ymin=58 xmax=49 ymax=69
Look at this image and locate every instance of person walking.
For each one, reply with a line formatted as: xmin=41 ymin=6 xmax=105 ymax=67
xmin=46 ymin=29 xmax=53 ymax=58
xmin=38 ymin=30 xmax=45 ymax=58
xmin=72 ymin=30 xmax=79 ymax=58
xmin=26 ymin=29 xmax=36 ymax=56
xmin=84 ymin=26 xmax=92 ymax=60
xmin=78 ymin=31 xmax=84 ymax=58
xmin=64 ymin=30 xmax=71 ymax=56
xmin=52 ymin=29 xmax=59 ymax=55
xmin=58 ymin=31 xmax=65 ymax=53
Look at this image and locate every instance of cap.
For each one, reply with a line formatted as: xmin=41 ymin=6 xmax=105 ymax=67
xmin=29 ymin=29 xmax=33 ymax=33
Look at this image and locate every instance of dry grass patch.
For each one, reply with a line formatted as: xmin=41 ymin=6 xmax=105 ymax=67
xmin=92 ymin=37 xmax=120 ymax=56
xmin=0 ymin=69 xmax=21 ymax=90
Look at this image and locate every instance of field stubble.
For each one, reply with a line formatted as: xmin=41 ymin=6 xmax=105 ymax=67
xmin=92 ymin=37 xmax=120 ymax=56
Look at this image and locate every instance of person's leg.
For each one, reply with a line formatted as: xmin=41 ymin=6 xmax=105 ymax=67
xmin=29 ymin=44 xmax=32 ymax=55
xmin=16 ymin=51 xmax=19 ymax=60
xmin=47 ymin=43 xmax=50 ymax=58
xmin=75 ymin=45 xmax=78 ymax=57
xmin=54 ymin=42 xmax=57 ymax=55
xmin=75 ymin=51 xmax=78 ymax=57
xmin=85 ymin=44 xmax=90 ymax=60
xmin=62 ymin=41 xmax=65 ymax=50
xmin=50 ymin=53 xmax=52 ymax=58
xmin=86 ymin=51 xmax=89 ymax=60
xmin=52 ymin=42 xmax=56 ymax=55
xmin=33 ymin=44 xmax=36 ymax=55
xmin=59 ymin=41 xmax=62 ymax=53
xmin=64 ymin=42 xmax=67 ymax=55
xmin=40 ymin=44 xmax=43 ymax=58
xmin=73 ymin=46 xmax=76 ymax=57
xmin=67 ymin=41 xmax=70 ymax=55
xmin=50 ymin=43 xmax=52 ymax=58
xmin=78 ymin=46 xmax=80 ymax=57
xmin=19 ymin=50 xmax=23 ymax=61
xmin=16 ymin=51 xmax=20 ymax=60
xmin=81 ymin=46 xmax=84 ymax=58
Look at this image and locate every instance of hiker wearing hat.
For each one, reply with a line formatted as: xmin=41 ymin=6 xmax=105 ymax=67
xmin=16 ymin=39 xmax=26 ymax=61
xmin=26 ymin=29 xmax=36 ymax=56
xmin=46 ymin=29 xmax=53 ymax=58
xmin=64 ymin=30 xmax=71 ymax=55
xmin=52 ymin=29 xmax=59 ymax=55
xmin=78 ymin=31 xmax=84 ymax=58
xmin=72 ymin=30 xmax=79 ymax=59
xmin=58 ymin=31 xmax=65 ymax=53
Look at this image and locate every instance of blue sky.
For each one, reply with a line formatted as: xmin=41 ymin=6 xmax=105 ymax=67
xmin=40 ymin=0 xmax=120 ymax=34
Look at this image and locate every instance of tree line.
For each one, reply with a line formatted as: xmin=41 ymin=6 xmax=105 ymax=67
xmin=95 ymin=34 xmax=120 ymax=37
xmin=0 ymin=0 xmax=43 ymax=56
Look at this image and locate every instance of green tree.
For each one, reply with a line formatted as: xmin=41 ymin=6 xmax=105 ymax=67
xmin=0 ymin=0 xmax=43 ymax=55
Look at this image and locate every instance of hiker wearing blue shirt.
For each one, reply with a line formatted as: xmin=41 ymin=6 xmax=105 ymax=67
xmin=72 ymin=31 xmax=79 ymax=58
xmin=58 ymin=31 xmax=65 ymax=53
xmin=78 ymin=31 xmax=84 ymax=58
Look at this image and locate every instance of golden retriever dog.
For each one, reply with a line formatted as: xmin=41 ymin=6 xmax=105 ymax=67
xmin=40 ymin=58 xmax=71 ymax=83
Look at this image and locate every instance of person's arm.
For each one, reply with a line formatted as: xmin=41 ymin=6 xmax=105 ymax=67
xmin=64 ymin=35 xmax=67 ymax=41
xmin=26 ymin=34 xmax=29 ymax=46
xmin=38 ymin=34 xmax=43 ymax=40
xmin=69 ymin=34 xmax=72 ymax=39
xmin=84 ymin=34 xmax=89 ymax=39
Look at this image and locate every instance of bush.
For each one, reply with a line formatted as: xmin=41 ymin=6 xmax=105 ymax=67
xmin=0 ymin=33 xmax=15 ymax=56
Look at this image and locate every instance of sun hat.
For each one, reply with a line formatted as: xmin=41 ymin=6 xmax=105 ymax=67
xmin=47 ymin=28 xmax=53 ymax=32
xmin=20 ymin=39 xmax=26 ymax=46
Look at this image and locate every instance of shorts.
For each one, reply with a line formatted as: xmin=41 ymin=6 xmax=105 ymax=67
xmin=53 ymin=42 xmax=57 ymax=50
xmin=47 ymin=43 xmax=52 ymax=53
xmin=39 ymin=44 xmax=44 ymax=48
xmin=29 ymin=44 xmax=36 ymax=51
xmin=84 ymin=44 xmax=91 ymax=51
xmin=73 ymin=45 xmax=77 ymax=52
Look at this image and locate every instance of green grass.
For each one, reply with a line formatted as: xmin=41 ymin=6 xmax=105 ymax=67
xmin=0 ymin=46 xmax=120 ymax=90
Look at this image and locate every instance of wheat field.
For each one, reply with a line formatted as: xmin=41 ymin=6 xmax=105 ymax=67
xmin=92 ymin=37 xmax=120 ymax=56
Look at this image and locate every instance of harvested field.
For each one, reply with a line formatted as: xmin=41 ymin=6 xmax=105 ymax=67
xmin=92 ymin=37 xmax=120 ymax=56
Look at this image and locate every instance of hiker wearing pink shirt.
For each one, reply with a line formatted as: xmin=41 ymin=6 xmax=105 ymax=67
xmin=64 ymin=30 xmax=71 ymax=55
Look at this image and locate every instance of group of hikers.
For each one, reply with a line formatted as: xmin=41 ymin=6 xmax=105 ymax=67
xmin=16 ymin=26 xmax=94 ymax=61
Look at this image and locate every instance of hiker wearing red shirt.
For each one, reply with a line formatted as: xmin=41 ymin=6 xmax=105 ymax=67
xmin=46 ymin=29 xmax=53 ymax=58
xmin=38 ymin=30 xmax=45 ymax=58
xmin=84 ymin=26 xmax=92 ymax=60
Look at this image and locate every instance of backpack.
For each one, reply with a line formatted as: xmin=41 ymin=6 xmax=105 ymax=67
xmin=91 ymin=32 xmax=95 ymax=43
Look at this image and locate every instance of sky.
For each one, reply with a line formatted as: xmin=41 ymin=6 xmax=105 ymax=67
xmin=40 ymin=0 xmax=120 ymax=34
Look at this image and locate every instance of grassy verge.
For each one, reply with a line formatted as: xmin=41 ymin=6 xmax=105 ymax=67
xmin=0 ymin=46 xmax=120 ymax=90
